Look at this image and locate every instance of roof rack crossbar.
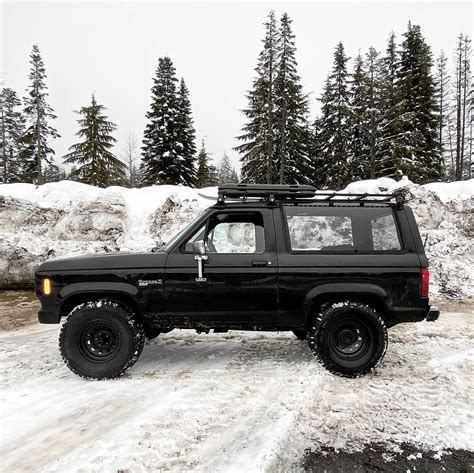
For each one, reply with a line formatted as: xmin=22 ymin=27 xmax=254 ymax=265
xmin=216 ymin=185 xmax=404 ymax=207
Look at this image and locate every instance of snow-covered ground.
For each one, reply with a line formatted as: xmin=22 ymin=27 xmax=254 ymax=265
xmin=0 ymin=177 xmax=473 ymax=299
xmin=0 ymin=307 xmax=472 ymax=472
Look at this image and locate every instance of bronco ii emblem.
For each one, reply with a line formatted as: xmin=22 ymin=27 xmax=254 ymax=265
xmin=138 ymin=279 xmax=162 ymax=287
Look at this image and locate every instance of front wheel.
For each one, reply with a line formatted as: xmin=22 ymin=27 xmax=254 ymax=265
xmin=59 ymin=300 xmax=145 ymax=380
xmin=308 ymin=301 xmax=388 ymax=377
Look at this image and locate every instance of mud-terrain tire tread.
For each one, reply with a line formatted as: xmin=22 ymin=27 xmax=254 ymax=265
xmin=59 ymin=299 xmax=145 ymax=380
xmin=307 ymin=301 xmax=388 ymax=378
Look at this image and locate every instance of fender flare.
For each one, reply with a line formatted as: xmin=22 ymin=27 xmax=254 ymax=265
xmin=59 ymin=282 xmax=143 ymax=317
xmin=302 ymin=283 xmax=390 ymax=318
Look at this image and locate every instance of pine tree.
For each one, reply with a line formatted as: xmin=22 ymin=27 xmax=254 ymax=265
xmin=196 ymin=140 xmax=218 ymax=187
xmin=0 ymin=87 xmax=26 ymax=183
xmin=176 ymin=78 xmax=197 ymax=186
xmin=349 ymin=53 xmax=369 ymax=178
xmin=43 ymin=163 xmax=65 ymax=182
xmin=142 ymin=57 xmax=195 ymax=186
xmin=310 ymin=109 xmax=326 ymax=188
xmin=378 ymin=32 xmax=400 ymax=177
xmin=230 ymin=167 xmax=239 ymax=183
xmin=236 ymin=10 xmax=278 ymax=183
xmin=394 ymin=23 xmax=441 ymax=183
xmin=22 ymin=45 xmax=60 ymax=184
xmin=363 ymin=47 xmax=383 ymax=178
xmin=63 ymin=94 xmax=126 ymax=187
xmin=435 ymin=51 xmax=451 ymax=178
xmin=217 ymin=152 xmax=233 ymax=184
xmin=274 ymin=13 xmax=311 ymax=184
xmin=317 ymin=42 xmax=352 ymax=189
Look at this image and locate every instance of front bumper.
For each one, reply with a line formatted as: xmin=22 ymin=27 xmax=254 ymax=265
xmin=38 ymin=307 xmax=61 ymax=324
xmin=426 ymin=305 xmax=440 ymax=322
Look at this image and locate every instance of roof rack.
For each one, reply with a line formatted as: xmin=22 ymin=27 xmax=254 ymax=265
xmin=217 ymin=184 xmax=317 ymax=203
xmin=217 ymin=184 xmax=404 ymax=207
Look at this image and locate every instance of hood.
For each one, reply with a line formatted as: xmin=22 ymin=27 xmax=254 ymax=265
xmin=36 ymin=251 xmax=168 ymax=273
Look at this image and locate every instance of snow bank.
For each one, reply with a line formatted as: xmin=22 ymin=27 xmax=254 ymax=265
xmin=0 ymin=178 xmax=472 ymax=299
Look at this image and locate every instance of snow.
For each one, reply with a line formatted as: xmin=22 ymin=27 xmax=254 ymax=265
xmin=0 ymin=309 xmax=472 ymax=471
xmin=0 ymin=178 xmax=473 ymax=299
xmin=424 ymin=180 xmax=474 ymax=203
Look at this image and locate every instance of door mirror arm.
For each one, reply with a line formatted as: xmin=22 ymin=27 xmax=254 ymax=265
xmin=193 ymin=240 xmax=206 ymax=255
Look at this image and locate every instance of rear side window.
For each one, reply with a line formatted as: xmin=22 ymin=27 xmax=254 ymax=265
xmin=284 ymin=206 xmax=401 ymax=253
xmin=286 ymin=214 xmax=354 ymax=251
xmin=371 ymin=214 xmax=401 ymax=251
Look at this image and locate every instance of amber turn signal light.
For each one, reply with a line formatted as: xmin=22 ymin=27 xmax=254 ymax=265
xmin=43 ymin=278 xmax=52 ymax=295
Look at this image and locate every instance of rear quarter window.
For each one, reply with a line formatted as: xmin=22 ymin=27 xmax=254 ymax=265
xmin=283 ymin=206 xmax=402 ymax=253
xmin=371 ymin=214 xmax=401 ymax=251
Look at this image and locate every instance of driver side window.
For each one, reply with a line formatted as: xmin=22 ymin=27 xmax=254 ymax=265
xmin=183 ymin=212 xmax=265 ymax=254
xmin=210 ymin=221 xmax=257 ymax=253
xmin=208 ymin=212 xmax=265 ymax=254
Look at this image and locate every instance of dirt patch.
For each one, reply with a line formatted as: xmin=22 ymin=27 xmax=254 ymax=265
xmin=436 ymin=299 xmax=474 ymax=313
xmin=303 ymin=443 xmax=474 ymax=472
xmin=0 ymin=291 xmax=39 ymax=331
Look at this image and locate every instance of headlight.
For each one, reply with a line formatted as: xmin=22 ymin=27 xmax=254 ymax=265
xmin=43 ymin=278 xmax=52 ymax=295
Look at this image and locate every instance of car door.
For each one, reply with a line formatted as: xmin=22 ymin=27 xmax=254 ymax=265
xmin=164 ymin=208 xmax=278 ymax=327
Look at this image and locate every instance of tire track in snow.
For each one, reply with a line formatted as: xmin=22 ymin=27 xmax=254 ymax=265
xmin=1 ymin=312 xmax=473 ymax=472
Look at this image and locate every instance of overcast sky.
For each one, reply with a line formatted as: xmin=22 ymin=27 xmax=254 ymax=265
xmin=2 ymin=1 xmax=472 ymax=171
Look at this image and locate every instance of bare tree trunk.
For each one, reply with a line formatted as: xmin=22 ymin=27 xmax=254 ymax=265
xmin=460 ymin=37 xmax=470 ymax=179
xmin=122 ymin=132 xmax=140 ymax=187
xmin=447 ymin=114 xmax=456 ymax=180
xmin=279 ymin=104 xmax=286 ymax=184
xmin=266 ymin=65 xmax=273 ymax=184
xmin=370 ymin=117 xmax=376 ymax=178
xmin=35 ymin=79 xmax=42 ymax=184
xmin=455 ymin=37 xmax=463 ymax=180
xmin=279 ymin=46 xmax=287 ymax=186
xmin=438 ymin=62 xmax=445 ymax=169
xmin=1 ymin=96 xmax=6 ymax=183
xmin=469 ymin=104 xmax=473 ymax=178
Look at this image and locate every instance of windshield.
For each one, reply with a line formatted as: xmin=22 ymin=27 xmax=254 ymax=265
xmin=162 ymin=212 xmax=206 ymax=252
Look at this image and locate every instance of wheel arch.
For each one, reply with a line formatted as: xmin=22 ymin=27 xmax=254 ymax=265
xmin=302 ymin=283 xmax=391 ymax=327
xmin=59 ymin=282 xmax=143 ymax=321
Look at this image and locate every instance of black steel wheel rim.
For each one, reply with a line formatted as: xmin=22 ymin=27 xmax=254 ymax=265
xmin=79 ymin=322 xmax=121 ymax=362
xmin=328 ymin=318 xmax=372 ymax=361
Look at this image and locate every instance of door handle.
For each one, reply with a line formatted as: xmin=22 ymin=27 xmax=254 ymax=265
xmin=252 ymin=261 xmax=269 ymax=267
xmin=194 ymin=254 xmax=208 ymax=282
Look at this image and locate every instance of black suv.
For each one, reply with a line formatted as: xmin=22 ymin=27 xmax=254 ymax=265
xmin=35 ymin=184 xmax=439 ymax=379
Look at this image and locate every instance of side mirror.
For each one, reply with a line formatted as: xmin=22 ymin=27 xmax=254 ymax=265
xmin=193 ymin=240 xmax=206 ymax=255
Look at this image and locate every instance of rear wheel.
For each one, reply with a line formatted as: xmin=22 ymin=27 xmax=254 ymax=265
xmin=59 ymin=300 xmax=145 ymax=380
xmin=308 ymin=301 xmax=388 ymax=377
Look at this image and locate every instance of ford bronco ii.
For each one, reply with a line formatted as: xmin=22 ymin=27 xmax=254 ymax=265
xmin=35 ymin=184 xmax=439 ymax=379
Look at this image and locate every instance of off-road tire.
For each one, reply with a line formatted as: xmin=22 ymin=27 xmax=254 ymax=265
xmin=59 ymin=299 xmax=145 ymax=380
xmin=308 ymin=301 xmax=388 ymax=378
xmin=293 ymin=329 xmax=307 ymax=340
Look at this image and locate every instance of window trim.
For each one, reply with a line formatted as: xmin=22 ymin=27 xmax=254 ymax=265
xmin=281 ymin=205 xmax=405 ymax=255
xmin=180 ymin=210 xmax=266 ymax=255
xmin=370 ymin=212 xmax=403 ymax=252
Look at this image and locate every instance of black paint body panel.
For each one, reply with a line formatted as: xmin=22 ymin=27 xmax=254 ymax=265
xmin=35 ymin=202 xmax=433 ymax=329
